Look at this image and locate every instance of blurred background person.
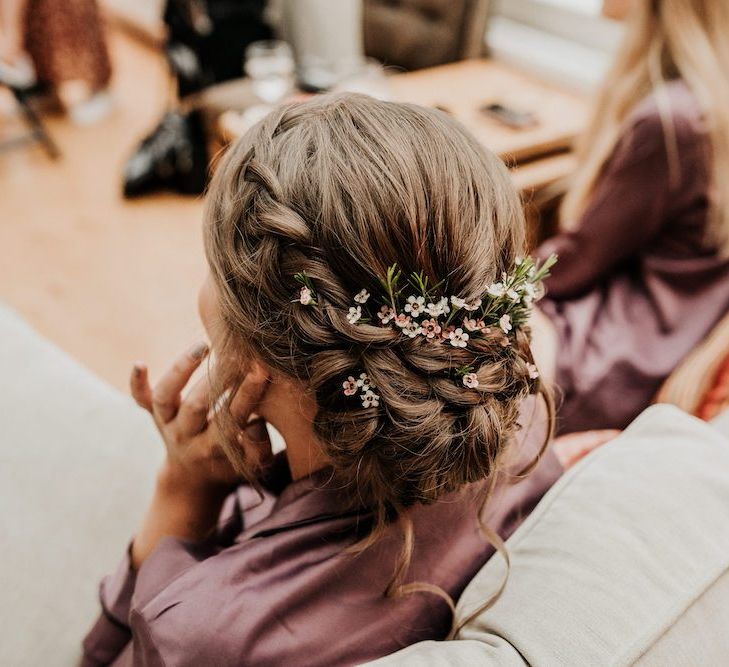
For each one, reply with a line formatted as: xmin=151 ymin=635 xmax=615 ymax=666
xmin=536 ymin=0 xmax=729 ymax=434
xmin=0 ymin=0 xmax=113 ymax=124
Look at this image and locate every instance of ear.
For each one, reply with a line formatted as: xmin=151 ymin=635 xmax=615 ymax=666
xmin=247 ymin=359 xmax=270 ymax=383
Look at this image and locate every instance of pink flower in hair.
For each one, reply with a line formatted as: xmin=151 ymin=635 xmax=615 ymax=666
xmin=462 ymin=373 xmax=479 ymax=389
xmin=394 ymin=313 xmax=411 ymax=328
xmin=298 ymin=287 xmax=313 ymax=305
xmin=527 ymin=363 xmax=540 ymax=380
xmin=342 ymin=376 xmax=358 ymax=396
xmin=463 ymin=317 xmax=481 ymax=332
xmin=420 ymin=319 xmax=442 ymax=339
xmin=378 ymin=305 xmax=395 ymax=324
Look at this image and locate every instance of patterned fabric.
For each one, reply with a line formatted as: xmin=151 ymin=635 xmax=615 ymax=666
xmin=24 ymin=0 xmax=112 ymax=90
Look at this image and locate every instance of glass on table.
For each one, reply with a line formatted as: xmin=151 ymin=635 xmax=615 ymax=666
xmin=244 ymin=40 xmax=296 ymax=106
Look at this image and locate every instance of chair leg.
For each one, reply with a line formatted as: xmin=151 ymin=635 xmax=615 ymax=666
xmin=11 ymin=88 xmax=61 ymax=160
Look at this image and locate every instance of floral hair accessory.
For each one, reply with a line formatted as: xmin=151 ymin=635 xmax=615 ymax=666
xmin=293 ymin=254 xmax=556 ymax=404
xmin=341 ymin=372 xmax=380 ymax=407
xmin=294 ymin=272 xmax=318 ymax=306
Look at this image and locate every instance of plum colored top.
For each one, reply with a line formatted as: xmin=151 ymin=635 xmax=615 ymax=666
xmin=538 ymin=80 xmax=729 ymax=433
xmin=81 ymin=400 xmax=561 ymax=667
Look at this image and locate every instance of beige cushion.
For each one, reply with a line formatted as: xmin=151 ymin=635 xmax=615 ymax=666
xmin=0 ymin=304 xmax=163 ymax=666
xmin=3 ymin=302 xmax=729 ymax=666
xmin=368 ymin=405 xmax=729 ymax=666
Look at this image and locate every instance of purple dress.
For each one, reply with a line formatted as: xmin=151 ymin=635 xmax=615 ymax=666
xmin=81 ymin=400 xmax=561 ymax=667
xmin=538 ymin=80 xmax=729 ymax=433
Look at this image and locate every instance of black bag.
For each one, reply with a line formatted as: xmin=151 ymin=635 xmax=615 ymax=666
xmin=122 ymin=110 xmax=208 ymax=198
xmin=164 ymin=0 xmax=272 ymax=98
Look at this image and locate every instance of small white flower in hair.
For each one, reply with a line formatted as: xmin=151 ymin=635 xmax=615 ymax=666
xmin=420 ymin=319 xmax=442 ymax=339
xmin=298 ymin=287 xmax=313 ymax=305
xmin=450 ymin=296 xmax=467 ymax=309
xmin=499 ymin=314 xmax=512 ymax=334
xmin=462 ymin=373 xmax=479 ymax=389
xmin=342 ymin=376 xmax=358 ymax=396
xmin=426 ymin=296 xmax=450 ymax=317
xmin=527 ymin=363 xmax=540 ymax=380
xmin=394 ymin=313 xmax=411 ymax=328
xmin=464 ymin=299 xmax=482 ymax=312
xmin=448 ymin=328 xmax=469 ymax=348
xmin=463 ymin=317 xmax=481 ymax=332
xmin=377 ymin=305 xmax=395 ymax=324
xmin=347 ymin=305 xmax=362 ymax=324
xmin=403 ymin=321 xmax=423 ymax=338
xmin=404 ymin=295 xmax=426 ymax=318
xmin=487 ymin=282 xmax=506 ymax=298
xmin=354 ymin=289 xmax=370 ymax=304
xmin=357 ymin=373 xmax=372 ymax=390
xmin=515 ymin=256 xmax=524 ymax=266
xmin=522 ymin=282 xmax=537 ymax=305
xmin=506 ymin=288 xmax=521 ymax=303
xmin=361 ymin=390 xmax=380 ymax=408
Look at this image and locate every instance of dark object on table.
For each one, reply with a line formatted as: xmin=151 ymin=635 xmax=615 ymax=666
xmin=165 ymin=0 xmax=272 ymax=98
xmin=120 ymin=0 xmax=271 ymax=197
xmin=480 ymin=102 xmax=538 ymax=129
xmin=122 ymin=110 xmax=208 ymax=198
xmin=363 ymin=0 xmax=490 ymax=71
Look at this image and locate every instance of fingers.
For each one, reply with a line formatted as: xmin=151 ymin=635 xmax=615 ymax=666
xmin=553 ymin=429 xmax=621 ymax=469
xmin=152 ymin=342 xmax=209 ymax=423
xmin=229 ymin=364 xmax=270 ymax=428
xmin=175 ymin=374 xmax=212 ymax=436
xmin=131 ymin=363 xmax=154 ymax=412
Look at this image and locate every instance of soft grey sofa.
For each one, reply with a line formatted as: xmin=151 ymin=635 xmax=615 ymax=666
xmin=2 ymin=302 xmax=729 ymax=666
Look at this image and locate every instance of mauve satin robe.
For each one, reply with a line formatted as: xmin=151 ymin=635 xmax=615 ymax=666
xmin=538 ymin=80 xmax=729 ymax=434
xmin=81 ymin=399 xmax=561 ymax=666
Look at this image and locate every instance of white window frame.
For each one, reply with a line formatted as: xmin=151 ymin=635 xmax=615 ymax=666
xmin=487 ymin=0 xmax=623 ymax=91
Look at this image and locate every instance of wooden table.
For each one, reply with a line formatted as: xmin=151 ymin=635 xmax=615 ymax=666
xmin=218 ymin=58 xmax=590 ymax=194
xmin=387 ymin=58 xmax=589 ymax=192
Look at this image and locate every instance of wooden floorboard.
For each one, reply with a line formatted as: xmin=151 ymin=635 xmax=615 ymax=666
xmin=1 ymin=30 xmax=208 ymax=391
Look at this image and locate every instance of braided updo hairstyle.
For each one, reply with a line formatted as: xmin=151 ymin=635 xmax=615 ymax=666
xmin=205 ymin=93 xmax=551 ymax=527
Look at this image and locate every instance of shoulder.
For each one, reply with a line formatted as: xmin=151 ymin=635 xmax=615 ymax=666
xmin=628 ymin=80 xmax=707 ymax=145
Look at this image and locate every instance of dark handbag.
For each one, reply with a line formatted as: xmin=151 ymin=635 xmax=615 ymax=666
xmin=122 ymin=110 xmax=208 ymax=198
xmin=164 ymin=0 xmax=272 ymax=98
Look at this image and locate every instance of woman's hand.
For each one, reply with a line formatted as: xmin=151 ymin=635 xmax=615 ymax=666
xmin=131 ymin=342 xmax=271 ymax=493
xmin=129 ymin=342 xmax=272 ymax=568
xmin=553 ymin=429 xmax=621 ymax=470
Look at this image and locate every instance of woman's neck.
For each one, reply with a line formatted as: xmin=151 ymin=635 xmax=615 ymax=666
xmin=263 ymin=379 xmax=330 ymax=480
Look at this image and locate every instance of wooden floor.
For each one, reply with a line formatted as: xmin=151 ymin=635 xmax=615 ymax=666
xmin=0 ymin=30 xmax=208 ymax=391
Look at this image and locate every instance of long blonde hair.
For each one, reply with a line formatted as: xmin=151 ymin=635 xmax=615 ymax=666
xmin=561 ymin=0 xmax=729 ymax=249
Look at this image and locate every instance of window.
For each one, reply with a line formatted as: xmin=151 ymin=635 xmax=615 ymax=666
xmin=487 ymin=0 xmax=622 ymax=90
xmin=534 ymin=0 xmax=602 ymax=14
